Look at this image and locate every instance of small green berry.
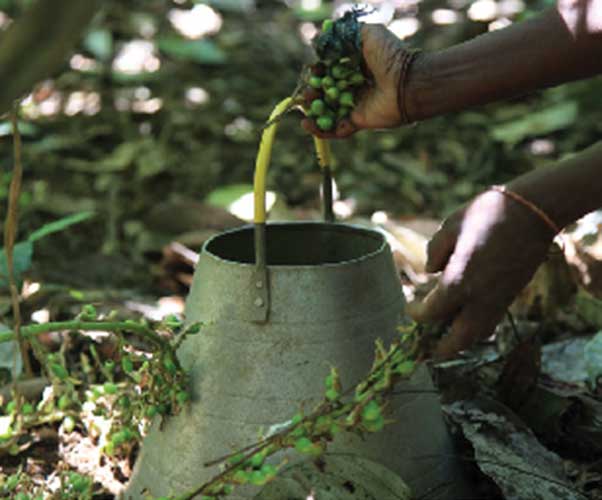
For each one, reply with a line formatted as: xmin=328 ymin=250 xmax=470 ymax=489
xmin=322 ymin=19 xmax=334 ymax=32
xmin=232 ymin=470 xmax=250 ymax=484
xmin=361 ymin=400 xmax=382 ymax=422
xmin=22 ymin=403 xmax=34 ymax=415
xmin=316 ymin=116 xmax=334 ymax=131
xmin=336 ymin=79 xmax=349 ymax=90
xmin=81 ymin=304 xmax=97 ymax=319
xmin=331 ymin=65 xmax=350 ymax=80
xmin=325 ymin=388 xmax=340 ymax=401
xmin=340 ymin=92 xmax=354 ymax=107
xmin=363 ymin=414 xmax=385 ymax=432
xmin=294 ymin=437 xmax=314 ymax=453
xmin=349 ymin=72 xmax=365 ymax=86
xmin=309 ymin=76 xmax=322 ymax=89
xmin=250 ymin=451 xmax=265 ymax=468
xmin=250 ymin=470 xmax=268 ymax=486
xmin=321 ymin=76 xmax=335 ymax=88
xmin=325 ymin=86 xmax=340 ymax=101
xmin=310 ymin=99 xmax=326 ymax=116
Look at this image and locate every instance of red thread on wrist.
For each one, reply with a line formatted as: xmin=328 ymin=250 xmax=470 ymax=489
xmin=490 ymin=185 xmax=561 ymax=235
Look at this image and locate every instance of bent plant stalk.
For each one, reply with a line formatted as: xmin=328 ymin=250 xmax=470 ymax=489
xmin=4 ymin=104 xmax=33 ymax=377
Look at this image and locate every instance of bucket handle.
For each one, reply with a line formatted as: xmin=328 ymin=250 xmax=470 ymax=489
xmin=251 ymin=97 xmax=335 ymax=322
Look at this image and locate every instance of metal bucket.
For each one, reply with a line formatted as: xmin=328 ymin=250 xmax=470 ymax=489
xmin=125 ymin=99 xmax=471 ymax=499
xmin=125 ymin=223 xmax=470 ymax=499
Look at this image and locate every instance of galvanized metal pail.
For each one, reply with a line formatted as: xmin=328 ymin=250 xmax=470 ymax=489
xmin=125 ymin=99 xmax=471 ymax=499
xmin=125 ymin=222 xmax=468 ymax=500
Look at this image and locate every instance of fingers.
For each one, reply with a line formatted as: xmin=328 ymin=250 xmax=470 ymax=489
xmin=301 ymin=117 xmax=358 ymax=139
xmin=434 ymin=303 xmax=504 ymax=360
xmin=406 ymin=280 xmax=463 ymax=324
xmin=425 ymin=220 xmax=459 ymax=273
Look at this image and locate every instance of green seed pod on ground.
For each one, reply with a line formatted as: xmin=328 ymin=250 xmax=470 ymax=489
xmin=339 ymin=91 xmax=354 ymax=107
xmin=309 ymin=76 xmax=322 ymax=89
xmin=310 ymin=99 xmax=326 ymax=116
xmin=349 ymin=72 xmax=365 ymax=86
xmin=316 ymin=115 xmax=334 ymax=131
xmin=325 ymin=86 xmax=340 ymax=101
xmin=321 ymin=75 xmax=335 ymax=88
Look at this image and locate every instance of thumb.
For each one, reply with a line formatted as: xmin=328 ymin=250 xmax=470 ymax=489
xmin=426 ymin=221 xmax=458 ymax=273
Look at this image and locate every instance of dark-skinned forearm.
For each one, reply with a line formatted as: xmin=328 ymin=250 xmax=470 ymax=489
xmin=406 ymin=1 xmax=602 ymax=121
xmin=508 ymin=141 xmax=602 ymax=230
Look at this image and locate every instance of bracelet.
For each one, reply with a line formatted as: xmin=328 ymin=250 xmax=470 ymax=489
xmin=396 ymin=49 xmax=420 ymax=125
xmin=490 ymin=185 xmax=561 ymax=235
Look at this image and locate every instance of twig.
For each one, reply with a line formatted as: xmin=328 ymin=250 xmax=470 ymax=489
xmin=4 ymin=103 xmax=33 ymax=377
xmin=0 ymin=320 xmax=165 ymax=348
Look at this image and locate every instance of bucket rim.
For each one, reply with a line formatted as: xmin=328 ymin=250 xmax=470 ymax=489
xmin=201 ymin=221 xmax=389 ymax=269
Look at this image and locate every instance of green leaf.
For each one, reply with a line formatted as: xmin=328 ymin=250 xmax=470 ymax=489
xmin=0 ymin=241 xmax=33 ymax=288
xmin=206 ymin=184 xmax=253 ymax=208
xmin=84 ymin=29 xmax=113 ymax=61
xmin=0 ymin=324 xmax=22 ymax=376
xmin=0 ymin=120 xmax=38 ymax=137
xmin=158 ymin=37 xmax=227 ymax=64
xmin=490 ymin=101 xmax=578 ymax=145
xmin=28 ymin=211 xmax=95 ymax=243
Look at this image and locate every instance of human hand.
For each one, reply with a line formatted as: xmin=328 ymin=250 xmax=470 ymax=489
xmin=302 ymin=24 xmax=413 ymax=139
xmin=407 ymin=188 xmax=555 ymax=360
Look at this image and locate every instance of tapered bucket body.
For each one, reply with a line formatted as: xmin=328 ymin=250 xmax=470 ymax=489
xmin=125 ymin=222 xmax=468 ymax=499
